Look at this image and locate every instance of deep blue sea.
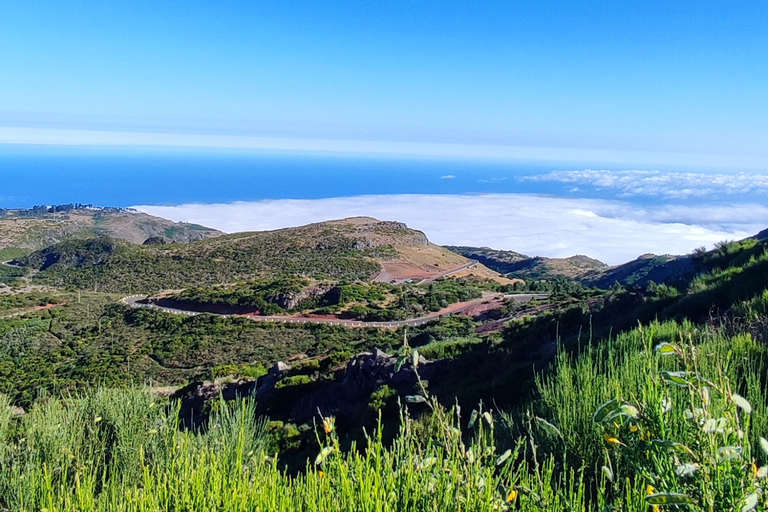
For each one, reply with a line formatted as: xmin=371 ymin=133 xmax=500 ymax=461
xmin=0 ymin=144 xmax=729 ymax=209
xmin=2 ymin=145 xmax=767 ymax=262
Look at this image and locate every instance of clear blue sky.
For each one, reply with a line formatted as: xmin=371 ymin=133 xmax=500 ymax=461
xmin=1 ymin=1 xmax=767 ymax=167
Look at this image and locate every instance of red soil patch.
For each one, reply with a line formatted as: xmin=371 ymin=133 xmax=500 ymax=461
xmin=373 ymin=262 xmax=446 ymax=283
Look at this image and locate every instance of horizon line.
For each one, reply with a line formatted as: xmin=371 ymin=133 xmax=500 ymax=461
xmin=1 ymin=125 xmax=767 ymax=170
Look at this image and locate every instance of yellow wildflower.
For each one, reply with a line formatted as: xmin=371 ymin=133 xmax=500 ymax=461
xmin=647 ymin=485 xmax=660 ymax=511
xmin=506 ymin=489 xmax=518 ymax=502
xmin=603 ymin=434 xmax=625 ymax=446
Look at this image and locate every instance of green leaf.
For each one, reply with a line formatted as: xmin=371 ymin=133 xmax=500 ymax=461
xmin=593 ymin=399 xmax=621 ymax=423
xmin=468 ymin=410 xmax=478 ymax=429
xmin=742 ymin=492 xmax=759 ymax=512
xmin=534 ymin=417 xmax=563 ymax=439
xmin=675 ymin=463 xmax=699 ymax=477
xmin=482 ymin=411 xmax=494 ymax=426
xmin=314 ymin=446 xmax=334 ymax=465
xmin=732 ymin=393 xmax=752 ymax=413
xmin=645 ymin=493 xmax=694 ymax=504
xmin=496 ymin=449 xmax=512 ymax=466
xmin=394 ymin=355 xmax=406 ymax=373
xmin=653 ymin=439 xmax=695 ymax=456
xmin=593 ymin=399 xmax=639 ymax=424
xmin=601 ymin=465 xmax=613 ymax=483
xmin=654 ymin=342 xmax=680 ymax=356
xmin=405 ymin=395 xmax=427 ymax=404
xmin=660 ymin=370 xmax=694 ymax=387
xmin=620 ymin=403 xmax=640 ymax=419
xmin=716 ymin=446 xmax=742 ymax=463
xmin=702 ymin=417 xmax=729 ymax=434
xmin=412 ymin=349 xmax=419 ymax=368
xmin=760 ymin=436 xmax=768 ymax=455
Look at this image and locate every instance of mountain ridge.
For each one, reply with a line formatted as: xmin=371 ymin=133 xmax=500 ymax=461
xmin=0 ymin=205 xmax=222 ymax=254
xmin=15 ymin=216 xmax=510 ymax=293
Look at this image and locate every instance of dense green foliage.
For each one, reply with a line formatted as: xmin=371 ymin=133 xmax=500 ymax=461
xmin=3 ymin=311 xmax=768 ymax=510
xmin=173 ymin=277 xmax=489 ymax=321
xmin=175 ymin=277 xmax=312 ymax=314
xmin=0 ymin=291 xmax=59 ymax=312
xmin=3 ymin=221 xmax=768 ymax=509
xmin=0 ymin=291 xmax=480 ymax=406
xmin=21 ymin=231 xmax=383 ymax=293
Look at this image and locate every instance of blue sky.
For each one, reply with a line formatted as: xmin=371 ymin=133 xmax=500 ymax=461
xmin=1 ymin=1 xmax=767 ymax=167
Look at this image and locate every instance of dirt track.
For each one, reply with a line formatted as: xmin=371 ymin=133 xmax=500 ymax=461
xmin=0 ymin=302 xmax=66 ymax=319
xmin=120 ymin=292 xmax=548 ymax=329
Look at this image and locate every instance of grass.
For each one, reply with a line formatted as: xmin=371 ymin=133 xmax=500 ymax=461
xmin=3 ymin=308 xmax=768 ymax=510
xmin=0 ymin=388 xmax=549 ymax=511
xmin=3 ymin=235 xmax=768 ymax=509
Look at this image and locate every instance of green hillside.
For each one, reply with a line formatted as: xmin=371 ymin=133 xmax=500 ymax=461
xmin=13 ymin=217 xmax=482 ymax=293
xmin=447 ymin=245 xmax=607 ymax=280
xmin=2 ymin=220 xmax=768 ymax=511
xmin=0 ymin=204 xmax=222 ymax=250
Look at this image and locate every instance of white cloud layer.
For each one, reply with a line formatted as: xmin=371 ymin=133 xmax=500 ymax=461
xmin=134 ymin=194 xmax=768 ymax=265
xmin=523 ymin=169 xmax=768 ymax=198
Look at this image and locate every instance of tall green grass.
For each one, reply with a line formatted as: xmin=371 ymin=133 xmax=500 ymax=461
xmin=0 ymin=387 xmax=594 ymax=511
xmin=3 ymin=303 xmax=768 ymax=510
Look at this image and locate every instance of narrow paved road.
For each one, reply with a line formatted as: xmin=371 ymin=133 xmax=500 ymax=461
xmin=121 ymin=291 xmax=548 ymax=329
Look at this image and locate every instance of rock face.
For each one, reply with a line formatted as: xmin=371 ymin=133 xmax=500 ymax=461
xmin=256 ymin=349 xmax=436 ymax=426
xmin=173 ymin=348 xmax=438 ymax=429
xmin=172 ymin=378 xmax=257 ymax=428
xmin=143 ymin=236 xmax=169 ymax=245
xmin=273 ymin=284 xmax=335 ymax=310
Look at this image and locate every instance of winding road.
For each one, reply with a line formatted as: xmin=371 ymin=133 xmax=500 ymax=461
xmin=120 ymin=292 xmax=549 ymax=329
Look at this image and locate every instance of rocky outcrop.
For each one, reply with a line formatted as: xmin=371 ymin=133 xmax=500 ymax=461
xmin=171 ymin=378 xmax=257 ymax=428
xmin=143 ymin=236 xmax=170 ymax=245
xmin=273 ymin=284 xmax=335 ymax=310
xmin=172 ymin=348 xmax=437 ymax=429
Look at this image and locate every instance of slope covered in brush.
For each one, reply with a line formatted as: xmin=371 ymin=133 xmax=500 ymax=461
xmin=447 ymin=245 xmax=607 ymax=280
xmin=17 ymin=217 xmax=487 ymax=293
xmin=0 ymin=205 xmax=221 ymax=254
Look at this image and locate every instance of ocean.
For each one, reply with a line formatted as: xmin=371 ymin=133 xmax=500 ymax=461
xmin=2 ymin=144 xmax=768 ymax=263
xmin=0 ymin=144 xmax=747 ymax=209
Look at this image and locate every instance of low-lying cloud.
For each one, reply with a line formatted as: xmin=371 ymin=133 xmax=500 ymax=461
xmin=522 ymin=169 xmax=768 ymax=199
xmin=135 ymin=194 xmax=768 ymax=265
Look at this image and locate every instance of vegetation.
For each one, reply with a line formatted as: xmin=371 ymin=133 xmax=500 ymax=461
xmin=20 ymin=233 xmax=383 ymax=293
xmin=171 ymin=277 xmax=491 ymax=321
xmin=0 ymin=205 xmax=221 ymax=251
xmin=0 ymin=290 xmax=482 ymax=406
xmin=3 ymin=214 xmax=768 ymax=509
xmin=2 ymin=310 xmax=768 ymax=510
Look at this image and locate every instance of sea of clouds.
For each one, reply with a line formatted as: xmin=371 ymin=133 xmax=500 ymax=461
xmin=522 ymin=169 xmax=768 ymax=199
xmin=135 ymin=193 xmax=768 ymax=266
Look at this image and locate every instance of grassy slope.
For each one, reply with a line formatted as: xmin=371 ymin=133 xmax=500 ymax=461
xmin=0 ymin=208 xmax=222 ymax=249
xmin=447 ymin=245 xmax=607 ymax=280
xmin=18 ymin=217 xmax=482 ymax=293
